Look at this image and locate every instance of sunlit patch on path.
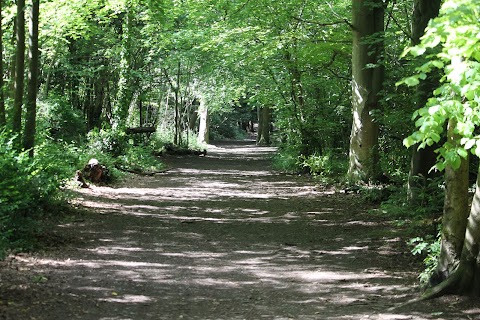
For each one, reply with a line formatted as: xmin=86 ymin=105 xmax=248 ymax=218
xmin=3 ymin=141 xmax=479 ymax=319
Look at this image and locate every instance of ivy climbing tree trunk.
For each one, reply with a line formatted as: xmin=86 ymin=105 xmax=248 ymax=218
xmin=23 ymin=0 xmax=40 ymax=157
xmin=348 ymin=0 xmax=384 ymax=182
xmin=407 ymin=0 xmax=441 ymax=202
xmin=12 ymin=0 xmax=25 ymax=146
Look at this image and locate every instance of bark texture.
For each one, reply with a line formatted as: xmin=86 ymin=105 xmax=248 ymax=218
xmin=23 ymin=0 xmax=40 ymax=156
xmin=348 ymin=0 xmax=384 ymax=182
xmin=456 ymin=165 xmax=480 ymax=293
xmin=11 ymin=0 xmax=25 ymax=146
xmin=197 ymin=98 xmax=209 ymax=145
xmin=434 ymin=119 xmax=469 ymax=283
xmin=0 ymin=0 xmax=5 ymax=127
xmin=257 ymin=106 xmax=271 ymax=146
xmin=422 ymin=165 xmax=480 ymax=299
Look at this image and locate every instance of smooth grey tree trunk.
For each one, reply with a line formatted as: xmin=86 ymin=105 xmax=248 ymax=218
xmin=347 ymin=0 xmax=384 ymax=182
xmin=197 ymin=98 xmax=209 ymax=145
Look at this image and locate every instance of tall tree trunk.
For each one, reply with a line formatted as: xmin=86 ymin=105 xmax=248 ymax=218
xmin=12 ymin=0 xmax=25 ymax=147
xmin=423 ymin=164 xmax=480 ymax=298
xmin=433 ymin=118 xmax=470 ymax=283
xmin=0 ymin=0 xmax=5 ymax=127
xmin=23 ymin=0 xmax=39 ymax=156
xmin=174 ymin=61 xmax=181 ymax=146
xmin=87 ymin=78 xmax=104 ymax=130
xmin=456 ymin=167 xmax=480 ymax=296
xmin=115 ymin=6 xmax=134 ymax=127
xmin=456 ymin=164 xmax=480 ymax=294
xmin=257 ymin=106 xmax=271 ymax=146
xmin=9 ymin=18 xmax=16 ymax=101
xmin=138 ymin=95 xmax=143 ymax=127
xmin=188 ymin=99 xmax=199 ymax=132
xmin=407 ymin=0 xmax=442 ymax=202
xmin=348 ymin=0 xmax=384 ymax=182
xmin=66 ymin=38 xmax=81 ymax=110
xmin=197 ymin=98 xmax=209 ymax=145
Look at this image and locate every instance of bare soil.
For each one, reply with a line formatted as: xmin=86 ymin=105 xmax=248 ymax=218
xmin=1 ymin=141 xmax=480 ymax=319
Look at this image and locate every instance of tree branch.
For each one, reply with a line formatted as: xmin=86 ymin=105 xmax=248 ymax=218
xmin=322 ymin=50 xmax=350 ymax=81
xmin=232 ymin=0 xmax=251 ymax=15
xmin=162 ymin=67 xmax=177 ymax=92
xmin=385 ymin=3 xmax=412 ymax=41
xmin=291 ymin=15 xmax=354 ymax=30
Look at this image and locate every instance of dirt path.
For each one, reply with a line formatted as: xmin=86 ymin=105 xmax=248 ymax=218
xmin=1 ymin=141 xmax=479 ymax=319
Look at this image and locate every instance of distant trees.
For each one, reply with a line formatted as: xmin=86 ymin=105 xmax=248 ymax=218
xmin=12 ymin=0 xmax=26 ymax=147
xmin=23 ymin=0 xmax=40 ymax=156
xmin=256 ymin=106 xmax=271 ymax=146
xmin=0 ymin=0 xmax=40 ymax=156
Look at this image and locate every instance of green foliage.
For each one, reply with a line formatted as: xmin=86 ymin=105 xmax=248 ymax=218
xmin=0 ymin=131 xmax=72 ymax=258
xmin=152 ymin=128 xmax=207 ymax=152
xmin=356 ymin=186 xmax=390 ymax=204
xmin=300 ymin=153 xmax=348 ymax=183
xmin=374 ymin=176 xmax=444 ymax=284
xmin=409 ymin=235 xmax=441 ymax=285
xmin=273 ymin=146 xmax=348 ymax=184
xmin=272 ymin=144 xmax=301 ymax=173
xmin=0 ymin=122 xmax=169 ymax=258
xmin=210 ymin=113 xmax=248 ymax=141
xmin=37 ymin=95 xmax=87 ymax=142
xmin=117 ymin=145 xmax=165 ymax=173
xmin=399 ymin=0 xmax=480 ymax=170
xmin=87 ymin=128 xmax=129 ymax=157
xmin=85 ymin=128 xmax=168 ymax=177
xmin=380 ymin=177 xmax=444 ymax=221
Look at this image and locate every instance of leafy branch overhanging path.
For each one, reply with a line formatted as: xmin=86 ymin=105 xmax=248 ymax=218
xmin=1 ymin=141 xmax=478 ymax=319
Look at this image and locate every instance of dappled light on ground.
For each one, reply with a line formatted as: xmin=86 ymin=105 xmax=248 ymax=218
xmin=2 ymin=141 xmax=479 ymax=319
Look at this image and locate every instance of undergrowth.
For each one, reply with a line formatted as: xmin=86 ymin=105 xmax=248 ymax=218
xmin=152 ymin=129 xmax=208 ymax=153
xmin=409 ymin=234 xmax=441 ymax=285
xmin=0 ymin=126 xmax=168 ymax=258
xmin=375 ymin=176 xmax=444 ymax=285
xmin=273 ymin=146 xmax=348 ymax=184
xmin=0 ymin=131 xmax=73 ymax=258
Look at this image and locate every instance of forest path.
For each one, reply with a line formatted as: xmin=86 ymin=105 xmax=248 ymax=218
xmin=1 ymin=140 xmax=478 ymax=319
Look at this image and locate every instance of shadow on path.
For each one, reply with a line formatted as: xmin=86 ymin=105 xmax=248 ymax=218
xmin=2 ymin=141 xmax=480 ymax=319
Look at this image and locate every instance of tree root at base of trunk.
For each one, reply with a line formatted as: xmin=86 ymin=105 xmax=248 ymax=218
xmin=388 ymin=270 xmax=462 ymax=311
